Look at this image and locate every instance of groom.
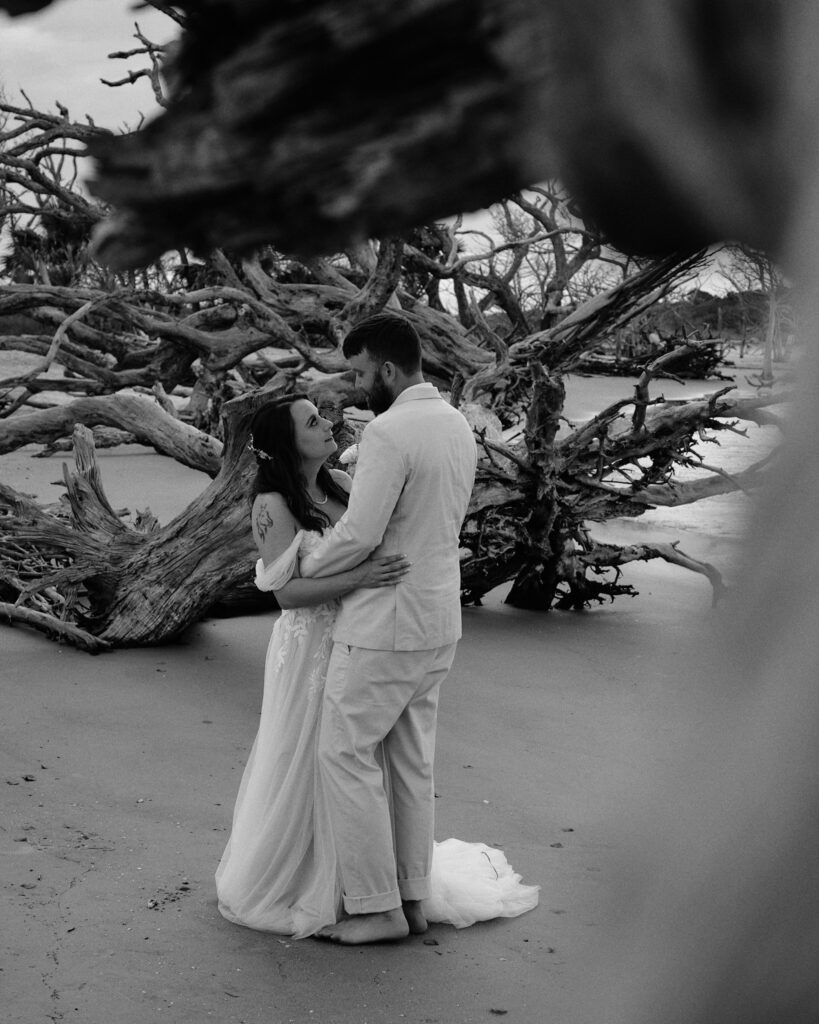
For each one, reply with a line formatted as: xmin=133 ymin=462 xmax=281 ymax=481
xmin=301 ymin=311 xmax=477 ymax=944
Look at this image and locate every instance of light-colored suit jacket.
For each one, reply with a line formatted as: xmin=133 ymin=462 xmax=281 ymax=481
xmin=301 ymin=383 xmax=477 ymax=651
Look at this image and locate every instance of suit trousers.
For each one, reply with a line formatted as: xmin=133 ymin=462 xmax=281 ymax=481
xmin=318 ymin=641 xmax=457 ymax=914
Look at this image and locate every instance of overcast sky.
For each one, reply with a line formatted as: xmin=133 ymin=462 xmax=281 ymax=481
xmin=0 ymin=1 xmax=176 ymax=128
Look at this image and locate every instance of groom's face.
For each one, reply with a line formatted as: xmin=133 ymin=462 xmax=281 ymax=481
xmin=348 ymin=349 xmax=394 ymax=415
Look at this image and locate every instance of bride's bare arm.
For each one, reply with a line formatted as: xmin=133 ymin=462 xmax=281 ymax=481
xmin=252 ymin=493 xmax=409 ymax=610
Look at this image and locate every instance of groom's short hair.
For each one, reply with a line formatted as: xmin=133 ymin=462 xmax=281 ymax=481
xmin=342 ymin=313 xmax=422 ymax=373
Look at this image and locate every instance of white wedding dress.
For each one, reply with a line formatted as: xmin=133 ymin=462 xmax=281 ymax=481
xmin=215 ymin=529 xmax=539 ymax=938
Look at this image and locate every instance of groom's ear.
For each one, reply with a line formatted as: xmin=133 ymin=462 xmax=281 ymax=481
xmin=380 ymin=360 xmax=397 ymax=383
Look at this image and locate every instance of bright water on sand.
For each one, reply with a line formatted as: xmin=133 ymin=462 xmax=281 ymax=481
xmin=560 ymin=366 xmax=783 ymax=547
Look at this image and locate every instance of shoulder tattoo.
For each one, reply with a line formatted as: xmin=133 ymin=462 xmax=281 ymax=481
xmin=254 ymin=504 xmax=276 ymax=542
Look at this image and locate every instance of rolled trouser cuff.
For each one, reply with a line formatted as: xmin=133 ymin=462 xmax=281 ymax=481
xmin=342 ymin=887 xmax=401 ymax=915
xmin=398 ymin=875 xmax=431 ymax=901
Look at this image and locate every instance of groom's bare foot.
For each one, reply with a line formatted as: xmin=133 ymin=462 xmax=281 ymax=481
xmin=317 ymin=908 xmax=409 ymax=945
xmin=402 ymin=900 xmax=428 ymax=934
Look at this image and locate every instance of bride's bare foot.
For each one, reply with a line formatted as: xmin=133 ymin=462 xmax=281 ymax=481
xmin=402 ymin=900 xmax=428 ymax=934
xmin=317 ymin=908 xmax=409 ymax=945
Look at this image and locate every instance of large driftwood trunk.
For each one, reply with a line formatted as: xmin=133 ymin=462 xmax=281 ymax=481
xmin=0 ymin=393 xmax=223 ymax=474
xmin=502 ymin=363 xmax=565 ymax=610
xmin=85 ymin=0 xmax=546 ymax=268
xmin=92 ymin=422 xmax=256 ymax=646
xmin=0 ymin=389 xmax=278 ymax=649
xmin=78 ymin=0 xmax=792 ymax=268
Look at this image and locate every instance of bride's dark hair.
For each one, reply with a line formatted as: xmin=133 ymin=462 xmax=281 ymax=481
xmin=248 ymin=394 xmax=348 ymax=531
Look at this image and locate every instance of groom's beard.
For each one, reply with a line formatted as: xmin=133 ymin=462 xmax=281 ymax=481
xmin=366 ymin=377 xmax=393 ymax=415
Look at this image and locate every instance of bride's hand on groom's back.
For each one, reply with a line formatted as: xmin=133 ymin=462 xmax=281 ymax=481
xmin=355 ymin=553 xmax=411 ymax=589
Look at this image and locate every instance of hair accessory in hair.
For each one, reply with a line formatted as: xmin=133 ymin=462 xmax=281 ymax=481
xmin=247 ymin=434 xmax=273 ymax=461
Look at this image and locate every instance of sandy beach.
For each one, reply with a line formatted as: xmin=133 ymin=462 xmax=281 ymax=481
xmin=1 ymin=364 xmax=774 ymax=1024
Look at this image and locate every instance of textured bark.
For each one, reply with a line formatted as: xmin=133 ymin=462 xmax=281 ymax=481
xmin=0 ymin=393 xmax=278 ymax=647
xmin=0 ymin=394 xmax=223 ymax=475
xmin=0 ymin=255 xmax=494 ymax=409
xmin=0 ymin=601 xmax=108 ymax=652
xmin=33 ymin=426 xmax=137 ymax=455
xmin=89 ymin=386 xmax=277 ymax=644
xmin=84 ymin=1 xmax=799 ymax=269
xmin=509 ymin=251 xmax=711 ymax=369
xmin=457 ymin=375 xmax=784 ymax=607
xmin=504 ymin=363 xmax=565 ymax=610
xmin=87 ymin=0 xmax=554 ymax=268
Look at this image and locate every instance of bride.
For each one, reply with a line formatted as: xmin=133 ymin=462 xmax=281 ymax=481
xmin=215 ymin=394 xmax=539 ymax=939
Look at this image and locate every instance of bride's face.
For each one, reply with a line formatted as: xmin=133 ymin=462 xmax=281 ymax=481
xmin=290 ymin=400 xmax=337 ymax=463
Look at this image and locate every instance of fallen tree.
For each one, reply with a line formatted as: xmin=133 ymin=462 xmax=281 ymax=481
xmin=0 ymin=21 xmax=786 ymax=648
xmin=0 ymin=318 xmax=785 ymax=648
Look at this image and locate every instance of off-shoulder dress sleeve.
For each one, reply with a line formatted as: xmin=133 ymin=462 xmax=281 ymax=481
xmin=254 ymin=530 xmax=304 ymax=592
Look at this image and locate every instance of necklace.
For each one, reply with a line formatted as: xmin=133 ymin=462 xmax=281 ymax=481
xmin=311 ymin=490 xmax=328 ymax=505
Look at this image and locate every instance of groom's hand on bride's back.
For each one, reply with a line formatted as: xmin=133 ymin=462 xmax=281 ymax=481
xmin=355 ymin=553 xmax=411 ymax=589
